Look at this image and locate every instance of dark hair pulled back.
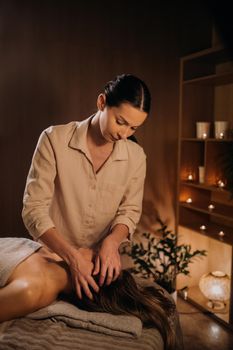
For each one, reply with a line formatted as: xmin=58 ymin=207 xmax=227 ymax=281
xmin=104 ymin=74 xmax=151 ymax=114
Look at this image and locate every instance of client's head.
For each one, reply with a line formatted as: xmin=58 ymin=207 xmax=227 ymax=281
xmin=65 ymin=270 xmax=176 ymax=350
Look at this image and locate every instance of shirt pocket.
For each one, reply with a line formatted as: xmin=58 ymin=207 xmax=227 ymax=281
xmin=98 ymin=182 xmax=125 ymax=215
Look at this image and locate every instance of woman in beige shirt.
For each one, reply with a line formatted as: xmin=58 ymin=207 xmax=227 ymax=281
xmin=22 ymin=74 xmax=151 ymax=300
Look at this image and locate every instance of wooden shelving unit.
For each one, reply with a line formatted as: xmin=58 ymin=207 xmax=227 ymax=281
xmin=176 ymin=43 xmax=233 ymax=329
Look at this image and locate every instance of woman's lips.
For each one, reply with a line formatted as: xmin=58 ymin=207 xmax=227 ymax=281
xmin=110 ymin=135 xmax=119 ymax=141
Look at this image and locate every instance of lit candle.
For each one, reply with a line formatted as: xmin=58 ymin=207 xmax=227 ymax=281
xmin=218 ymin=231 xmax=225 ymax=237
xmin=208 ymin=204 xmax=215 ymax=211
xmin=202 ymin=133 xmax=207 ymax=139
xmin=217 ymin=180 xmax=225 ymax=188
xmin=183 ymin=289 xmax=188 ymax=300
xmin=187 ymin=174 xmax=193 ymax=181
xmin=186 ymin=198 xmax=192 ymax=204
xmin=200 ymin=225 xmax=207 ymax=231
xmin=219 ymin=132 xmax=224 ymax=139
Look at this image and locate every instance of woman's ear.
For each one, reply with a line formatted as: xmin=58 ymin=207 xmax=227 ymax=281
xmin=97 ymin=94 xmax=106 ymax=111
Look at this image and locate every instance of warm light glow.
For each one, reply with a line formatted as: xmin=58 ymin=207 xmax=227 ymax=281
xmin=210 ymin=324 xmax=221 ymax=338
xmin=217 ymin=180 xmax=225 ymax=188
xmin=186 ymin=197 xmax=192 ymax=204
xmin=187 ymin=174 xmax=194 ymax=181
xmin=218 ymin=231 xmax=225 ymax=237
xmin=219 ymin=132 xmax=224 ymax=139
xmin=199 ymin=271 xmax=230 ymax=310
xmin=183 ymin=289 xmax=188 ymax=300
xmin=200 ymin=225 xmax=206 ymax=231
xmin=208 ymin=204 xmax=215 ymax=211
xmin=214 ymin=121 xmax=229 ymax=139
xmin=196 ymin=122 xmax=210 ymax=139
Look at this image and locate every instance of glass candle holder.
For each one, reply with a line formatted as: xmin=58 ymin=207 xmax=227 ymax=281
xmin=198 ymin=166 xmax=205 ymax=184
xmin=196 ymin=122 xmax=210 ymax=139
xmin=214 ymin=121 xmax=229 ymax=139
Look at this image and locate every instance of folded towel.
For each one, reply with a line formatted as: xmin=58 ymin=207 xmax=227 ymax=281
xmin=27 ymin=300 xmax=142 ymax=338
xmin=0 ymin=238 xmax=42 ymax=287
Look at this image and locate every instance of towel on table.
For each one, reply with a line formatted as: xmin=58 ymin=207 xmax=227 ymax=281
xmin=0 ymin=238 xmax=42 ymax=287
xmin=27 ymin=300 xmax=142 ymax=338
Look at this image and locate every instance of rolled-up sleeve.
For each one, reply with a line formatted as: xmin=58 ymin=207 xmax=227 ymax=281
xmin=22 ymin=130 xmax=57 ymax=240
xmin=110 ymin=152 xmax=146 ymax=241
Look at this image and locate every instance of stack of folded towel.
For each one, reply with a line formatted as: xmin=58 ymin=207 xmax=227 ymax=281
xmin=27 ymin=300 xmax=142 ymax=338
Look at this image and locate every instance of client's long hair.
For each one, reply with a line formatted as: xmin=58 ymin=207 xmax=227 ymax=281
xmin=64 ymin=270 xmax=176 ymax=350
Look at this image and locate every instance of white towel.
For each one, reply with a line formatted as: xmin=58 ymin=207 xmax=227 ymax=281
xmin=0 ymin=237 xmax=42 ymax=287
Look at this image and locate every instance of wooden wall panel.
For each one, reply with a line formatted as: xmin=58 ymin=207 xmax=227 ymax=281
xmin=0 ymin=1 xmax=212 ymax=237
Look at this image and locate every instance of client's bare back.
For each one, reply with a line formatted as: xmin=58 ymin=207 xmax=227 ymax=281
xmin=0 ymin=247 xmax=71 ymax=322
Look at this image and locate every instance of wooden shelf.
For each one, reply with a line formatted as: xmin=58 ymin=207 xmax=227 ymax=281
xmin=178 ymin=216 xmax=233 ymax=246
xmin=181 ymin=138 xmax=205 ymax=142
xmin=182 ymin=45 xmax=227 ymax=62
xmin=206 ymin=139 xmax=233 ymax=143
xmin=183 ymin=72 xmax=233 ymax=86
xmin=177 ymin=43 xmax=233 ymax=326
xmin=181 ymin=138 xmax=233 ymax=143
xmin=182 ymin=46 xmax=233 ymax=82
xmin=180 ymin=181 xmax=229 ymax=194
xmin=180 ymin=201 xmax=233 ymax=221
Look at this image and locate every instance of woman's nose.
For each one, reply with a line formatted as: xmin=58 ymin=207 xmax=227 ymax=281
xmin=118 ymin=127 xmax=130 ymax=140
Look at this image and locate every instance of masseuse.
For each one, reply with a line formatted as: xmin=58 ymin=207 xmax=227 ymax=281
xmin=22 ymin=74 xmax=151 ymax=300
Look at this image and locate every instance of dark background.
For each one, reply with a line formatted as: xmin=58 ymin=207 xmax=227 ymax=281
xmin=1 ymin=0 xmax=229 ymax=237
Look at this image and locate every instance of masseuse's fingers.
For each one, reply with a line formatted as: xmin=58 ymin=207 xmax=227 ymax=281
xmin=78 ymin=275 xmax=99 ymax=300
xmin=71 ymin=266 xmax=99 ymax=300
xmin=93 ymin=255 xmax=100 ymax=275
xmin=79 ymin=278 xmax=93 ymax=300
xmin=75 ymin=280 xmax=82 ymax=299
xmin=106 ymin=266 xmax=114 ymax=286
xmin=112 ymin=266 xmax=121 ymax=281
xmin=86 ymin=275 xmax=99 ymax=294
xmin=99 ymin=263 xmax=107 ymax=286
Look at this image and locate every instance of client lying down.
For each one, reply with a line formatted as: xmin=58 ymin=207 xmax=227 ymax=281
xmin=0 ymin=237 xmax=176 ymax=350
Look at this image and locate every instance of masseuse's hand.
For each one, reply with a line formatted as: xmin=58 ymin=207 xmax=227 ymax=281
xmin=68 ymin=247 xmax=99 ymax=300
xmin=93 ymin=235 xmax=121 ymax=286
xmin=39 ymin=228 xmax=99 ymax=300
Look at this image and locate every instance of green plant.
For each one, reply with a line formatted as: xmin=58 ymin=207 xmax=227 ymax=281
xmin=122 ymin=217 xmax=207 ymax=293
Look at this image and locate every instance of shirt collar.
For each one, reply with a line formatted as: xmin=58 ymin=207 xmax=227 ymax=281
xmin=68 ymin=115 xmax=128 ymax=161
xmin=68 ymin=115 xmax=92 ymax=157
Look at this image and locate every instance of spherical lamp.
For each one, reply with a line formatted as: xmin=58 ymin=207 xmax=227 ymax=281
xmin=199 ymin=271 xmax=230 ymax=310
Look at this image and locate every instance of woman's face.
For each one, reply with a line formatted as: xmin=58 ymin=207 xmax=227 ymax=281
xmin=98 ymin=95 xmax=148 ymax=143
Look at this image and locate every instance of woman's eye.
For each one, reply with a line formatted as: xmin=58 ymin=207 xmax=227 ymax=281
xmin=116 ymin=119 xmax=124 ymax=125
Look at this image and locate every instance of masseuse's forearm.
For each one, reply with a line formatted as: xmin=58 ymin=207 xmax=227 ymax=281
xmin=39 ymin=227 xmax=78 ymax=263
xmin=108 ymin=224 xmax=129 ymax=246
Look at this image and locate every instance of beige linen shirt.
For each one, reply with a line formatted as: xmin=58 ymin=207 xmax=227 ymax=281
xmin=22 ymin=116 xmax=146 ymax=248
